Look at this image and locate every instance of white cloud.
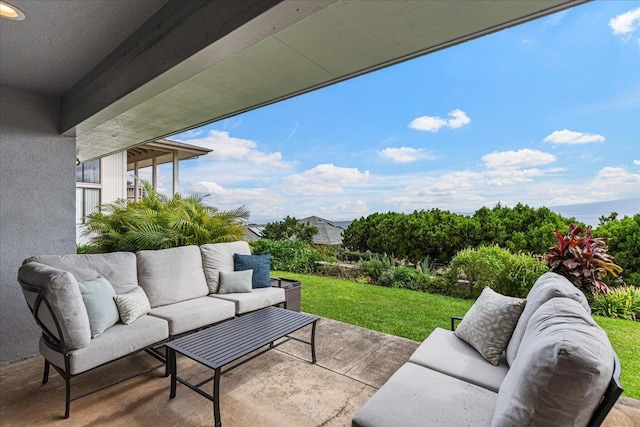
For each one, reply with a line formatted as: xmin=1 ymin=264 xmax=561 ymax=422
xmin=634 ymin=160 xmax=640 ymax=166
xmin=482 ymin=149 xmax=556 ymax=169
xmin=380 ymin=147 xmax=436 ymax=163
xmin=543 ymin=129 xmax=605 ymax=145
xmin=409 ymin=109 xmax=471 ymax=132
xmin=283 ymin=164 xmax=370 ymax=195
xmin=594 ymin=167 xmax=640 ymax=186
xmin=609 ymin=7 xmax=640 ymax=42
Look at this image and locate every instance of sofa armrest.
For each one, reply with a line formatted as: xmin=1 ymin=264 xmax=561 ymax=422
xmin=450 ymin=316 xmax=464 ymax=331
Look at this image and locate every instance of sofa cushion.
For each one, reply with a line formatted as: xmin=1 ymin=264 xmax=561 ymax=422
xmin=25 ymin=252 xmax=138 ymax=295
xmin=18 ymin=262 xmax=91 ymax=350
xmin=409 ymin=327 xmax=509 ymax=392
xmin=149 ymin=297 xmax=235 ymax=336
xmin=114 ymin=286 xmax=151 ymax=325
xmin=200 ymin=241 xmax=252 ymax=294
xmin=78 ymin=276 xmax=120 ymax=338
xmin=212 ymin=287 xmax=285 ymax=314
xmin=39 ymin=314 xmax=169 ymax=375
xmin=506 ymin=272 xmax=591 ymax=366
xmin=454 ymin=287 xmax=525 ymax=365
xmin=137 ymin=245 xmax=208 ymax=307
xmin=352 ymin=363 xmax=498 ymax=427
xmin=492 ymin=298 xmax=614 ymax=427
xmin=234 ymin=253 xmax=271 ymax=288
xmin=218 ymin=270 xmax=253 ymax=294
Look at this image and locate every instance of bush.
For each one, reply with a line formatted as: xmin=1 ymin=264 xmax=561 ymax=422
xmin=446 ymin=246 xmax=548 ymax=298
xmin=377 ymin=266 xmax=428 ymax=290
xmin=592 ymin=286 xmax=640 ymax=321
xmin=250 ymin=239 xmax=326 ymax=273
xmin=358 ymin=256 xmax=396 ymax=283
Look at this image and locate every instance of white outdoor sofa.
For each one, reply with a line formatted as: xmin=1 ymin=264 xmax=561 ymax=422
xmin=17 ymin=241 xmax=285 ymax=418
xmin=352 ymin=272 xmax=623 ymax=427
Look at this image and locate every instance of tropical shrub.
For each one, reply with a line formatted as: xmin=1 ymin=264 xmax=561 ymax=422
xmin=377 ymin=266 xmax=428 ymax=290
xmin=546 ymin=224 xmax=622 ymax=295
xmin=594 ymin=214 xmax=640 ymax=286
xmin=358 ymin=256 xmax=396 ymax=283
xmin=250 ymin=239 xmax=326 ymax=273
xmin=82 ymin=182 xmax=248 ymax=252
xmin=592 ymin=286 xmax=640 ymax=321
xmin=445 ymin=246 xmax=548 ymax=298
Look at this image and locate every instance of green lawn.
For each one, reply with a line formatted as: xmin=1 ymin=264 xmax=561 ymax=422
xmin=274 ymin=271 xmax=640 ymax=400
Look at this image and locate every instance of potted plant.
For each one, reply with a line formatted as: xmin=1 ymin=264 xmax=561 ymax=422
xmin=545 ymin=223 xmax=622 ymax=295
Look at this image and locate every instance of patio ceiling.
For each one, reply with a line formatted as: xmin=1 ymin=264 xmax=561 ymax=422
xmin=0 ymin=0 xmax=589 ymax=162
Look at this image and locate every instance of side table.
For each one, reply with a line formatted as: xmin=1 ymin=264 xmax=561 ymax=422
xmin=271 ymin=277 xmax=301 ymax=312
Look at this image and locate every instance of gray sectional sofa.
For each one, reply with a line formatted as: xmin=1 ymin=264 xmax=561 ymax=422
xmin=17 ymin=241 xmax=285 ymax=418
xmin=352 ymin=272 xmax=623 ymax=427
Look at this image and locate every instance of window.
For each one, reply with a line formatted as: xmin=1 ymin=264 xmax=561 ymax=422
xmin=76 ymin=159 xmax=100 ymax=183
xmin=76 ymin=188 xmax=100 ymax=224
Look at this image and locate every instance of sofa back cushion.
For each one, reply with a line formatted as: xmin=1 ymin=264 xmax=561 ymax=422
xmin=25 ymin=252 xmax=138 ymax=295
xmin=18 ymin=262 xmax=91 ymax=350
xmin=137 ymin=245 xmax=208 ymax=307
xmin=200 ymin=241 xmax=251 ymax=294
xmin=492 ymin=297 xmax=614 ymax=427
xmin=506 ymin=272 xmax=590 ymax=365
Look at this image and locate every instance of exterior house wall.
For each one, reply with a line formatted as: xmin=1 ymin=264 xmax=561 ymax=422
xmin=0 ymin=85 xmax=76 ymax=364
xmin=76 ymin=151 xmax=127 ymax=244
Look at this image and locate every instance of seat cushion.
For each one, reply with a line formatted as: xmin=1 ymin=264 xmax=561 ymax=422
xmin=25 ymin=252 xmax=138 ymax=295
xmin=18 ymin=262 xmax=91 ymax=350
xmin=352 ymin=363 xmax=497 ymax=427
xmin=137 ymin=245 xmax=209 ymax=307
xmin=149 ymin=297 xmax=235 ymax=335
xmin=454 ymin=287 xmax=525 ymax=365
xmin=212 ymin=287 xmax=285 ymax=314
xmin=492 ymin=298 xmax=614 ymax=427
xmin=40 ymin=314 xmax=169 ymax=375
xmin=200 ymin=241 xmax=251 ymax=294
xmin=409 ymin=327 xmax=509 ymax=392
xmin=506 ymin=272 xmax=591 ymax=365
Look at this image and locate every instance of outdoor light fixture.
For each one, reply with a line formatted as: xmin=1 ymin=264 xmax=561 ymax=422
xmin=76 ymin=158 xmax=81 ymax=166
xmin=0 ymin=1 xmax=25 ymax=20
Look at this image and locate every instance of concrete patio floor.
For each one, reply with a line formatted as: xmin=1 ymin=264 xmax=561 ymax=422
xmin=1 ymin=317 xmax=639 ymax=426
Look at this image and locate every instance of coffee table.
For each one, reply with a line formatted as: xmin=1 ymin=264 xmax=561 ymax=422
xmin=166 ymin=306 xmax=319 ymax=427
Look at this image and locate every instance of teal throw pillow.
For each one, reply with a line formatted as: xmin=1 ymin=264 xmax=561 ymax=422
xmin=218 ymin=270 xmax=253 ymax=294
xmin=234 ymin=253 xmax=271 ymax=288
xmin=78 ymin=276 xmax=120 ymax=338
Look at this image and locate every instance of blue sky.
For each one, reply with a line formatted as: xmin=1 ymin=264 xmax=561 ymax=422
xmin=141 ymin=1 xmax=640 ymax=224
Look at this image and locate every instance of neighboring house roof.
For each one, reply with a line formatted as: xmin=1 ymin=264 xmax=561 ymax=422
xmin=243 ymin=224 xmax=265 ymax=242
xmin=298 ymin=216 xmax=346 ymax=245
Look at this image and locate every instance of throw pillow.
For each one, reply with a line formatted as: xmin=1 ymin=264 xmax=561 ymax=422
xmin=113 ymin=286 xmax=151 ymax=325
xmin=234 ymin=253 xmax=271 ymax=288
xmin=454 ymin=287 xmax=526 ymax=365
xmin=78 ymin=276 xmax=120 ymax=339
xmin=218 ymin=270 xmax=254 ymax=294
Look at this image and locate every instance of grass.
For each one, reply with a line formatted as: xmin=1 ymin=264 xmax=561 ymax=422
xmin=275 ymin=271 xmax=640 ymax=400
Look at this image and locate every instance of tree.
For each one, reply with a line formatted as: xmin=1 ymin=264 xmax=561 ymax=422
xmin=594 ymin=214 xmax=640 ymax=286
xmin=82 ymin=181 xmax=249 ymax=252
xmin=262 ymin=216 xmax=318 ymax=244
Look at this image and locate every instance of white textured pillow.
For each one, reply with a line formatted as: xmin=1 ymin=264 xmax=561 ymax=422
xmin=455 ymin=287 xmax=526 ymax=365
xmin=114 ymin=287 xmax=151 ymax=325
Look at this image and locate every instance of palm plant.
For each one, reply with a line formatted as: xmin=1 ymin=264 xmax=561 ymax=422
xmin=545 ymin=223 xmax=622 ymax=295
xmin=82 ymin=181 xmax=249 ymax=252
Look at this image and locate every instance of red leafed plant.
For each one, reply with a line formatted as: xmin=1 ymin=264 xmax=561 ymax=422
xmin=545 ymin=224 xmax=622 ymax=295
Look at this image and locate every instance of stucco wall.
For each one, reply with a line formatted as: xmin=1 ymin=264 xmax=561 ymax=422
xmin=0 ymin=85 xmax=76 ymax=364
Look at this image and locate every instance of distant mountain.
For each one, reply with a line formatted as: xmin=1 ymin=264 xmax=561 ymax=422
xmin=549 ymin=197 xmax=640 ymax=227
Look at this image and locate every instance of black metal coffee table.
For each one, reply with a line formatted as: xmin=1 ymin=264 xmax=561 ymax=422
xmin=166 ymin=306 xmax=319 ymax=427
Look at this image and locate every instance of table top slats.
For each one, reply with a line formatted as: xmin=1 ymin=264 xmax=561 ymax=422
xmin=166 ymin=307 xmax=318 ymax=369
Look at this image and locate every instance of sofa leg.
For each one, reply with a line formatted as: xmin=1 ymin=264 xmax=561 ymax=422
xmin=64 ymin=377 xmax=71 ymax=419
xmin=42 ymin=360 xmax=50 ymax=385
